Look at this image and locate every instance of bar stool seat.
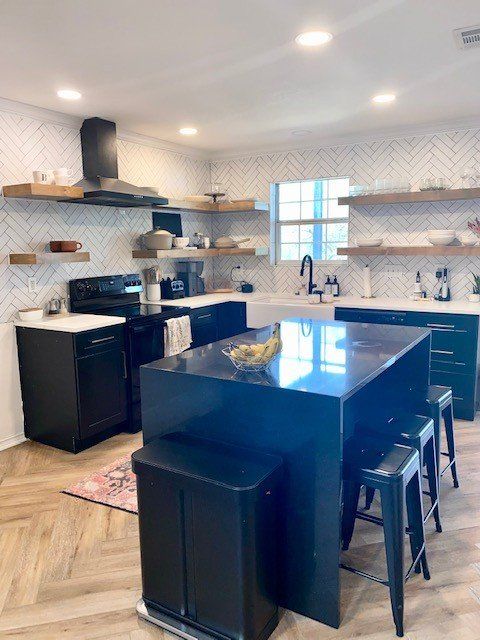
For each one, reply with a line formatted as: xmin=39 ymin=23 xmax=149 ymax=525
xmin=363 ymin=414 xmax=441 ymax=533
xmin=341 ymin=436 xmax=430 ymax=638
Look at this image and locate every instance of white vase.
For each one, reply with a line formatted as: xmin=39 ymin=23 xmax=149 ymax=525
xmin=146 ymin=284 xmax=161 ymax=301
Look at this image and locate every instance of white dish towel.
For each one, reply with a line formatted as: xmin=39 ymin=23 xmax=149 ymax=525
xmin=164 ymin=315 xmax=192 ymax=357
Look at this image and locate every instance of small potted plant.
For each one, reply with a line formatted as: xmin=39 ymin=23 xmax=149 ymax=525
xmin=468 ymin=274 xmax=480 ymax=302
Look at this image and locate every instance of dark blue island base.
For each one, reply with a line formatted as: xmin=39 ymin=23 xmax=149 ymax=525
xmin=140 ymin=318 xmax=431 ymax=630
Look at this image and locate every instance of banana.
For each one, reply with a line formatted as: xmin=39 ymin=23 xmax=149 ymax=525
xmin=230 ymin=324 xmax=282 ymax=365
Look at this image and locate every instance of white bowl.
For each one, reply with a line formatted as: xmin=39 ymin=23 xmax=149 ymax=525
xmin=172 ymin=237 xmax=190 ymax=248
xmin=427 ymin=229 xmax=456 ymax=236
xmin=459 ymin=233 xmax=478 ymax=246
xmin=427 ymin=234 xmax=455 ymax=246
xmin=185 ymin=195 xmax=210 ymax=204
xmin=18 ymin=308 xmax=43 ymax=321
xmin=355 ymin=237 xmax=383 ymax=247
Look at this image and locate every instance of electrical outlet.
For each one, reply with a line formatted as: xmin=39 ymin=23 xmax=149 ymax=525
xmin=28 ymin=277 xmax=37 ymax=293
xmin=384 ymin=264 xmax=404 ymax=278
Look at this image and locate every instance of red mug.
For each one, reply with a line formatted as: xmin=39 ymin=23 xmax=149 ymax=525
xmin=49 ymin=241 xmax=82 ymax=253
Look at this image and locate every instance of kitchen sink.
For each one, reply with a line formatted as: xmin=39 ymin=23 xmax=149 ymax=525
xmin=246 ymin=296 xmax=335 ymax=328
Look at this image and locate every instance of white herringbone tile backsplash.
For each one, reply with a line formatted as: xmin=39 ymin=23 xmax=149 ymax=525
xmin=0 ymin=109 xmax=212 ymax=322
xmin=2 ymin=102 xmax=480 ymax=323
xmin=211 ymin=129 xmax=480 ymax=299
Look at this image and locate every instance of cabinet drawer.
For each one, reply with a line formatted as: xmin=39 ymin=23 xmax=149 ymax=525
xmin=190 ymin=305 xmax=217 ymax=327
xmin=75 ymin=324 xmax=125 ymax=357
xmin=407 ymin=311 xmax=478 ymax=333
xmin=430 ymin=330 xmax=475 ymax=370
xmin=429 ymin=369 xmax=476 ymax=420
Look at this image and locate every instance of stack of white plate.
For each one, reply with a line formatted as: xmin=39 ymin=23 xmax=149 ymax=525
xmin=426 ymin=230 xmax=456 ymax=246
xmin=355 ymin=237 xmax=383 ymax=247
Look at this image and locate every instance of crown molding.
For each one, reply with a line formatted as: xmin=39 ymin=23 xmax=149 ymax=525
xmin=209 ymin=117 xmax=480 ymax=162
xmin=116 ymin=129 xmax=209 ymax=160
xmin=0 ymin=96 xmax=209 ymax=160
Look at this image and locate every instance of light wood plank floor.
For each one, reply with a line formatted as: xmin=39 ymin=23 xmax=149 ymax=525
xmin=0 ymin=419 xmax=479 ymax=640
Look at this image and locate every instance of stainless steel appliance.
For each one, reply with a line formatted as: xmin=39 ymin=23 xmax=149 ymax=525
xmin=69 ymin=274 xmax=185 ymax=432
xmin=66 ymin=118 xmax=169 ymax=208
xmin=176 ymin=261 xmax=206 ymax=296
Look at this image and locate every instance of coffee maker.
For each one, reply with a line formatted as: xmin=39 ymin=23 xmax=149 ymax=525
xmin=176 ymin=261 xmax=206 ymax=297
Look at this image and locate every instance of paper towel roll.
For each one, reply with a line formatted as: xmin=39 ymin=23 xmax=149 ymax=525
xmin=363 ymin=265 xmax=372 ymax=298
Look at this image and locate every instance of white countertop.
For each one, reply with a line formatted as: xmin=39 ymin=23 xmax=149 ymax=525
xmin=14 ymin=313 xmax=126 ymax=333
xmin=142 ymin=292 xmax=480 ymax=315
xmin=141 ymin=292 xmax=263 ymax=308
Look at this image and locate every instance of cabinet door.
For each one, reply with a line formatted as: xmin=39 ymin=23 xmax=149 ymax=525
xmin=76 ymin=348 xmax=127 ymax=439
xmin=217 ymin=302 xmax=248 ymax=339
xmin=191 ymin=322 xmax=218 ymax=348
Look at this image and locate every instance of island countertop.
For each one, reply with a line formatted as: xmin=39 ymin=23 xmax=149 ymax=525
xmin=143 ymin=317 xmax=430 ymax=400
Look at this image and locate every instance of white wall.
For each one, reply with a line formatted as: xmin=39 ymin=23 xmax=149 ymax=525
xmin=0 ymin=323 xmax=24 ymax=451
xmin=211 ymin=129 xmax=480 ymax=298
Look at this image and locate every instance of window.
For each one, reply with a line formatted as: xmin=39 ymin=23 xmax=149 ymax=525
xmin=272 ymin=177 xmax=349 ymax=263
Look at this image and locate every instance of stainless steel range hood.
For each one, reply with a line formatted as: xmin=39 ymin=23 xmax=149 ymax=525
xmin=66 ymin=118 xmax=169 ymax=208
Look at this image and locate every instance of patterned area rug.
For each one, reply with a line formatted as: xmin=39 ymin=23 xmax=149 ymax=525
xmin=63 ymin=455 xmax=138 ymax=514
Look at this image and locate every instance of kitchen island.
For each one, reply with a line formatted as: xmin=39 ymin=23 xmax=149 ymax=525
xmin=140 ymin=318 xmax=431 ymax=629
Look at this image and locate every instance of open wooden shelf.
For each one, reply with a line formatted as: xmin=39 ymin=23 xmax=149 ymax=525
xmin=338 ymin=187 xmax=480 ymax=206
xmin=337 ymin=245 xmax=480 ymax=257
xmin=158 ymin=199 xmax=269 ymax=213
xmin=3 ymin=183 xmax=84 ymax=201
xmin=9 ymin=251 xmax=90 ymax=265
xmin=132 ymin=247 xmax=269 ymax=259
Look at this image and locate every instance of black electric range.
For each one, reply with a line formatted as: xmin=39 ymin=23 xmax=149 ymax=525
xmin=69 ymin=274 xmax=187 ymax=432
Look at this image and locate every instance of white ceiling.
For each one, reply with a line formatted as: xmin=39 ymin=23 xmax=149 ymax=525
xmin=1 ymin=0 xmax=480 ymax=158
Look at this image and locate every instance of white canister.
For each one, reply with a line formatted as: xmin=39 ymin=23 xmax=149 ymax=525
xmin=146 ymin=284 xmax=161 ymax=301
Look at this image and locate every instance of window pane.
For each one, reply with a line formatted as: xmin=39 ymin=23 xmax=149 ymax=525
xmin=299 ymin=224 xmax=313 ymax=242
xmin=325 ymin=222 xmax=348 ymax=243
xmin=327 ymin=199 xmax=349 ymax=219
xmin=281 ymin=244 xmax=299 ymax=260
xmin=301 ymin=180 xmax=315 ymax=201
xmin=324 ymin=243 xmax=347 ymax=260
xmin=327 ymin=178 xmax=349 ymax=199
xmin=301 ymin=201 xmax=314 ymax=219
xmin=280 ymin=225 xmax=299 ymax=243
xmin=299 ymin=243 xmax=313 ymax=258
xmin=279 ymin=182 xmax=300 ymax=203
xmin=279 ymin=202 xmax=300 ymax=221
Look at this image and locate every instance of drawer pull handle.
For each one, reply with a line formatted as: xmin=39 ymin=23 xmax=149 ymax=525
xmin=197 ymin=314 xmax=212 ymax=320
xmin=431 ymin=349 xmax=453 ymax=355
xmin=453 ymin=396 xmax=464 ymax=401
xmin=90 ymin=335 xmax=115 ymax=344
xmin=454 ymin=362 xmax=466 ymax=366
xmin=426 ymin=323 xmax=454 ymax=329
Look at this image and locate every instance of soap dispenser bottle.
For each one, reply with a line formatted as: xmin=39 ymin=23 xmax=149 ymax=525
xmin=324 ymin=276 xmax=332 ymax=295
xmin=332 ymin=275 xmax=340 ymax=297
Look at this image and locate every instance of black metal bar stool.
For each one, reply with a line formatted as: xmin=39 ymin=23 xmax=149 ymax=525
xmin=424 ymin=385 xmax=459 ymax=488
xmin=341 ymin=436 xmax=430 ymax=638
xmin=363 ymin=415 xmax=441 ymax=533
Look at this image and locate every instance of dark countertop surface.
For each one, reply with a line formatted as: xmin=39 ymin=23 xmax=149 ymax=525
xmin=143 ymin=318 xmax=430 ymax=399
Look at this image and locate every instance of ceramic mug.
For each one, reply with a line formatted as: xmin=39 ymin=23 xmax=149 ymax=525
xmin=33 ymin=170 xmax=53 ymax=185
xmin=53 ymin=168 xmax=73 ymax=186
xmin=49 ymin=240 xmax=82 ymax=252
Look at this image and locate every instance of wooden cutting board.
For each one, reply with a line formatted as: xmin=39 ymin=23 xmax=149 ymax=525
xmin=206 ymin=288 xmax=235 ymax=294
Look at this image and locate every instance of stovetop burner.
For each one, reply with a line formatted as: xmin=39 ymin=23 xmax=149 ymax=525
xmin=92 ymin=304 xmax=184 ymax=321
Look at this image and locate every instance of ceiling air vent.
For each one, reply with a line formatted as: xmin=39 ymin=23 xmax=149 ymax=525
xmin=453 ymin=25 xmax=480 ymax=50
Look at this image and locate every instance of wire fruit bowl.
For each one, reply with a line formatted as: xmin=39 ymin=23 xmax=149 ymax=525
xmin=222 ymin=346 xmax=280 ymax=372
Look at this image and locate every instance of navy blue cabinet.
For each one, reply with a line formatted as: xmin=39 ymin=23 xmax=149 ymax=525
xmin=335 ymin=307 xmax=479 ymax=420
xmin=189 ymin=306 xmax=218 ymax=348
xmin=217 ymin=302 xmax=248 ymax=340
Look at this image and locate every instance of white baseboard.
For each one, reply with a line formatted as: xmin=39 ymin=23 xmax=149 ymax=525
xmin=0 ymin=432 xmax=26 ymax=452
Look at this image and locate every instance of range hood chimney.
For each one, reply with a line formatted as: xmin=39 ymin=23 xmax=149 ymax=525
xmin=68 ymin=117 xmax=169 ymax=208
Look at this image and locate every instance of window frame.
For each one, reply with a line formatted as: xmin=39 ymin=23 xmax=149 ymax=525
xmin=270 ymin=177 xmax=350 ymax=266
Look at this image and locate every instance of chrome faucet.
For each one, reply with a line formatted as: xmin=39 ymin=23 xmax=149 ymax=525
xmin=300 ymin=254 xmax=316 ymax=294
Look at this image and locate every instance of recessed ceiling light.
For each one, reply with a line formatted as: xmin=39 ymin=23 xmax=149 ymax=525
xmin=295 ymin=31 xmax=333 ymax=47
xmin=178 ymin=127 xmax=198 ymax=135
xmin=372 ymin=93 xmax=396 ymax=104
xmin=57 ymin=89 xmax=82 ymax=100
xmin=291 ymin=129 xmax=312 ymax=136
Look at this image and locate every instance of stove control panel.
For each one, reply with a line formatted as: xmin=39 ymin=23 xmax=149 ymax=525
xmin=70 ymin=274 xmax=143 ymax=301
